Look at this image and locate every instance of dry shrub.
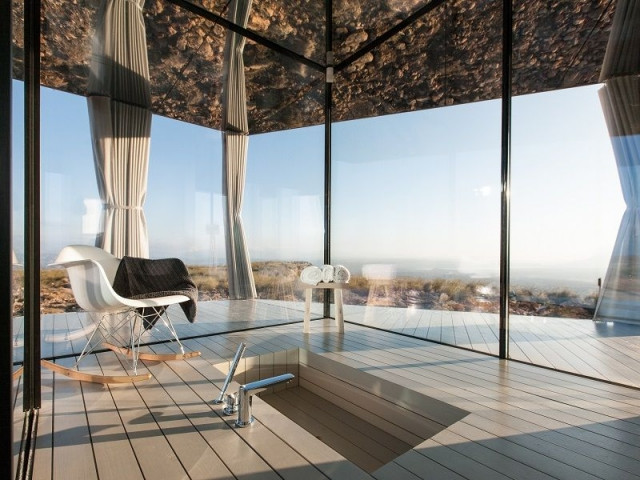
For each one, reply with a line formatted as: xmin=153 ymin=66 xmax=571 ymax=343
xmin=20 ymin=261 xmax=598 ymax=320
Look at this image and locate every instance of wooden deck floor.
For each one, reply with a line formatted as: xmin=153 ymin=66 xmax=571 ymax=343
xmin=12 ymin=315 xmax=640 ymax=480
xmin=14 ymin=299 xmax=640 ymax=389
xmin=343 ymin=304 xmax=640 ymax=389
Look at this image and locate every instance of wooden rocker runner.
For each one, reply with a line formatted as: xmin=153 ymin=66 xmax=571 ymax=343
xmin=14 ymin=361 xmax=151 ymax=384
xmin=40 ymin=359 xmax=152 ymax=384
xmin=47 ymin=245 xmax=201 ymax=384
xmin=103 ymin=343 xmax=201 ymax=362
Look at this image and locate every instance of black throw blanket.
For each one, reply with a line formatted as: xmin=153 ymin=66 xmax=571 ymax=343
xmin=112 ymin=256 xmax=198 ymax=329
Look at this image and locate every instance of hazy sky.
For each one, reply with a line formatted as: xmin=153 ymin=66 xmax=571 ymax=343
xmin=332 ymin=84 xmax=623 ymax=283
xmin=11 ymin=81 xmax=624 ymax=284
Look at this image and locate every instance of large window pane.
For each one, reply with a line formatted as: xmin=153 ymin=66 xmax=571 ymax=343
xmin=509 ymin=1 xmax=640 ymax=388
xmin=333 ymin=0 xmax=502 ymax=355
xmin=41 ymin=89 xmax=97 ymax=263
xmin=30 ymin=0 xmax=328 ymax=362
xmin=11 ymin=80 xmax=24 ymax=367
xmin=245 ymin=127 xmax=325 ymax=303
xmin=147 ymin=116 xmax=223 ymax=264
xmin=243 ymin=38 xmax=325 ymax=306
xmin=39 ymin=87 xmax=99 ymax=360
xmin=35 ymin=0 xmax=230 ymax=356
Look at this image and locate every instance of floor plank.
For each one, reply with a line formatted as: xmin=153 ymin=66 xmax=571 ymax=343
xmin=78 ymin=354 xmax=144 ymax=480
xmin=50 ymin=357 xmax=99 ymax=480
xmin=95 ymin=353 xmax=189 ymax=480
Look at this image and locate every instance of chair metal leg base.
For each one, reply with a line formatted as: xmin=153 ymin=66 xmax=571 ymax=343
xmin=74 ymin=310 xmax=135 ymax=369
xmin=72 ymin=306 xmax=194 ymax=378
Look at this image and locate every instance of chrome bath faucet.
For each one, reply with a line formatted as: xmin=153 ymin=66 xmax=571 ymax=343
xmin=235 ymin=373 xmax=295 ymax=427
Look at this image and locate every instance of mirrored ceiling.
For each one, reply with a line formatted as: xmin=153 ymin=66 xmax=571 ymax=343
xmin=13 ymin=0 xmax=615 ymax=134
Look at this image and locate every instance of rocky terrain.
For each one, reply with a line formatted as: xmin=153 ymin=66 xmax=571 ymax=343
xmin=12 ymin=0 xmax=614 ymax=133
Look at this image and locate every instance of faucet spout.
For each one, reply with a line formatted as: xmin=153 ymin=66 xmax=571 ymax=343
xmin=235 ymin=373 xmax=294 ymax=427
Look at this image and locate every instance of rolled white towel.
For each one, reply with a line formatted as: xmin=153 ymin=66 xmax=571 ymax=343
xmin=300 ymin=265 xmax=323 ymax=285
xmin=322 ymin=264 xmax=334 ymax=283
xmin=333 ymin=265 xmax=351 ymax=283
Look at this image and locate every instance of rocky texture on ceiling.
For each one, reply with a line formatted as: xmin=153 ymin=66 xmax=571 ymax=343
xmin=334 ymin=0 xmax=614 ymax=122
xmin=12 ymin=0 xmax=614 ymax=134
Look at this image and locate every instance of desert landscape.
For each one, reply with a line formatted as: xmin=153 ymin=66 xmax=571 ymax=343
xmin=12 ymin=261 xmax=596 ymax=319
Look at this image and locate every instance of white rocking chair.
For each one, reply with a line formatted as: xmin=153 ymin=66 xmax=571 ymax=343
xmin=43 ymin=245 xmax=200 ymax=384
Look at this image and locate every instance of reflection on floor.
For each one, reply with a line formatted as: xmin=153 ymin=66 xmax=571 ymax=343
xmin=11 ymin=299 xmax=640 ymax=388
xmin=344 ymin=303 xmax=640 ymax=388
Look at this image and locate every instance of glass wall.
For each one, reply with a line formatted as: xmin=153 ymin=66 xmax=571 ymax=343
xmin=509 ymin=1 xmax=640 ymax=388
xmin=31 ymin=1 xmax=227 ymax=356
xmin=11 ymin=95 xmax=24 ymax=368
xmin=40 ymin=88 xmax=97 ymax=263
xmin=242 ymin=38 xmax=326 ymax=305
xmin=27 ymin=0 xmax=327 ymax=360
xmin=147 ymin=117 xmax=223 ymax=264
xmin=245 ymin=126 xmax=325 ymax=302
xmin=8 ymin=7 xmax=23 ymax=472
xmin=12 ymin=0 xmax=638 ymax=392
xmin=509 ymin=85 xmax=626 ymax=376
xmin=10 ymin=2 xmax=24 ymax=370
xmin=146 ymin=116 xmax=228 ymax=306
xmin=332 ymin=0 xmax=503 ymax=355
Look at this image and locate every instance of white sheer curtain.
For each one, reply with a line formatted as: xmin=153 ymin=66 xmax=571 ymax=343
xmin=222 ymin=0 xmax=256 ymax=299
xmin=595 ymin=0 xmax=640 ymax=323
xmin=88 ymin=0 xmax=151 ymax=258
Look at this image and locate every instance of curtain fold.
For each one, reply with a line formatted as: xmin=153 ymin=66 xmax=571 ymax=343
xmin=222 ymin=0 xmax=256 ymax=299
xmin=88 ymin=0 xmax=151 ymax=259
xmin=595 ymin=0 xmax=640 ymax=324
xmin=599 ymin=0 xmax=640 ymax=82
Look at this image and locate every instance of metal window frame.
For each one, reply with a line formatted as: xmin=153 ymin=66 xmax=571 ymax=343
xmin=0 ymin=0 xmax=14 ymax=476
xmin=23 ymin=0 xmax=42 ymax=410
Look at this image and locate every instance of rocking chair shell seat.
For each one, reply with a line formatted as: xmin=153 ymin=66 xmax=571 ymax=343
xmin=45 ymin=245 xmax=199 ymax=383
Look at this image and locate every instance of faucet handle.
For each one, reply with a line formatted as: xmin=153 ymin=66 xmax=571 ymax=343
xmin=236 ymin=373 xmax=295 ymax=427
xmin=240 ymin=373 xmax=295 ymax=393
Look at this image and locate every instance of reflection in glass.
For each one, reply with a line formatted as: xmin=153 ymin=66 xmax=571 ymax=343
xmin=332 ymin=0 xmax=501 ymax=355
xmin=185 ymin=0 xmax=326 ymax=65
xmin=11 ymin=81 xmax=24 ymax=365
xmin=88 ymin=0 xmax=152 ymax=258
xmin=333 ymin=100 xmax=501 ymax=354
xmin=244 ymin=39 xmax=324 ymax=132
xmin=594 ymin=0 xmax=640 ymax=325
xmin=333 ymin=1 xmax=502 ymax=124
xmin=509 ymin=0 xmax=640 ymax=388
xmin=244 ymin=126 xmax=325 ymax=303
xmin=222 ymin=0 xmax=256 ymax=299
xmin=146 ymin=0 xmax=226 ymax=128
xmin=333 ymin=0 xmax=427 ymax=66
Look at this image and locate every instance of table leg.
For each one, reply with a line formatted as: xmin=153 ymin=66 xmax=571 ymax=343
xmin=335 ymin=288 xmax=344 ymax=333
xmin=304 ymin=288 xmax=311 ymax=333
